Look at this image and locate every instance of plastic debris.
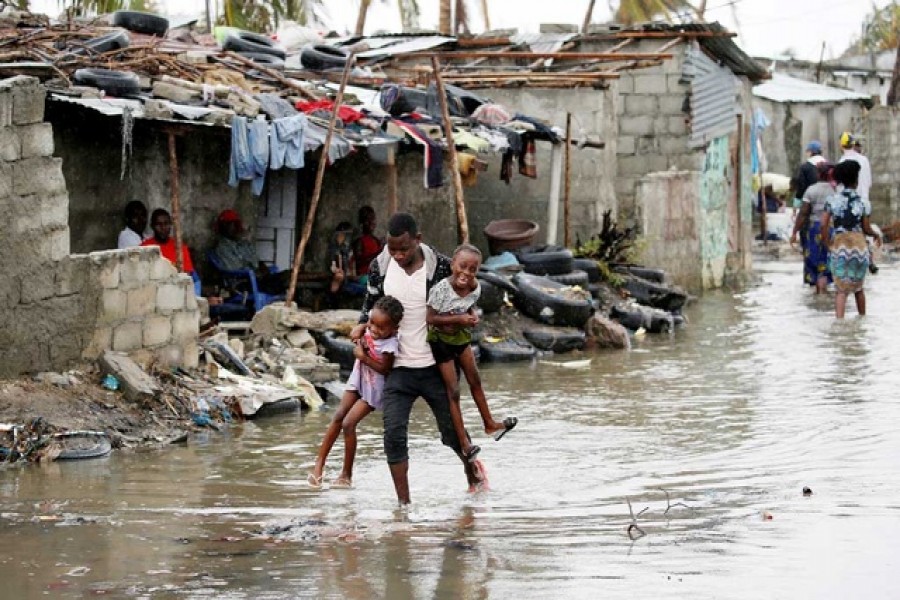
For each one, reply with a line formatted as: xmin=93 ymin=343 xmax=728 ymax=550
xmin=101 ymin=374 xmax=120 ymax=391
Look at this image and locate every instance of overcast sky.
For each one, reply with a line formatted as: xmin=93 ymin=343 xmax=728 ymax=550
xmin=30 ymin=0 xmax=893 ymax=61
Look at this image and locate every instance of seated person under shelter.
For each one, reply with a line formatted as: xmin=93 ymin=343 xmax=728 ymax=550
xmin=353 ymin=205 xmax=383 ymax=284
xmin=141 ymin=208 xmax=194 ymax=274
xmin=326 ymin=221 xmax=366 ymax=308
xmin=213 ymin=209 xmax=290 ymax=295
xmin=118 ymin=200 xmax=148 ymax=249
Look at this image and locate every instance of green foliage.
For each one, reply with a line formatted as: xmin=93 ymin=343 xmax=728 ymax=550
xmin=845 ymin=2 xmax=900 ymax=55
xmin=219 ymin=0 xmax=323 ymax=33
xmin=614 ymin=0 xmax=697 ymax=25
xmin=572 ymin=210 xmax=640 ymax=287
xmin=54 ymin=0 xmax=159 ymax=16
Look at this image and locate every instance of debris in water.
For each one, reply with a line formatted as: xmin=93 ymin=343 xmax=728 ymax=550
xmin=802 ymin=486 xmax=813 ymax=496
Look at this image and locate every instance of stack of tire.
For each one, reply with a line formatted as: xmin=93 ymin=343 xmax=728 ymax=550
xmin=608 ymin=264 xmax=688 ymax=334
xmin=220 ymin=28 xmax=288 ymax=70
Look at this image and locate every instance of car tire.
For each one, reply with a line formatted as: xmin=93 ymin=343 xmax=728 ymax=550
xmin=518 ymin=246 xmax=574 ymax=276
xmin=320 ymin=330 xmax=356 ymax=371
xmin=73 ymin=68 xmax=140 ymax=97
xmin=547 ymin=269 xmax=589 ymax=287
xmin=237 ymin=51 xmax=285 ymax=69
xmin=300 ymin=44 xmax=350 ymax=71
xmin=572 ymin=258 xmax=602 ymax=283
xmin=512 ymin=272 xmax=593 ymax=328
xmin=54 ymin=432 xmax=112 ymax=460
xmin=523 ymin=326 xmax=586 ymax=353
xmin=223 ymin=31 xmax=286 ymax=59
xmin=111 ymin=10 xmax=169 ymax=36
xmin=478 ymin=338 xmax=536 ymax=362
xmin=252 ymin=397 xmax=303 ymax=419
xmin=477 ymin=279 xmax=504 ymax=314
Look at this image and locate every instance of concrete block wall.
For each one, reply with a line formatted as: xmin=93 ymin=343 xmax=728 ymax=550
xmin=857 ymin=105 xmax=900 ymax=225
xmin=0 ymin=77 xmax=200 ymax=377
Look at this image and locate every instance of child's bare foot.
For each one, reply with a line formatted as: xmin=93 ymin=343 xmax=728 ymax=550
xmin=486 ymin=416 xmax=518 ymax=441
xmin=307 ymin=472 xmax=323 ymax=489
xmin=331 ymin=475 xmax=353 ymax=489
xmin=467 ymin=459 xmax=490 ymax=493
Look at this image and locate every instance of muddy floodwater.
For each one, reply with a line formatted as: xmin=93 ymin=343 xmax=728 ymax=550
xmin=2 ymin=258 xmax=900 ymax=599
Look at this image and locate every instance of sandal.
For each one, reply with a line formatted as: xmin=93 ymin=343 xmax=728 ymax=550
xmin=331 ymin=477 xmax=353 ymax=489
xmin=307 ymin=473 xmax=323 ymax=489
xmin=464 ymin=444 xmax=481 ymax=463
xmin=493 ymin=417 xmax=518 ymax=441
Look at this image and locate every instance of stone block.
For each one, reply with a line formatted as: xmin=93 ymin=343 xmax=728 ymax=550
xmin=618 ymin=155 xmax=653 ymax=177
xmin=101 ymin=288 xmax=127 ymax=322
xmin=633 ymin=74 xmax=668 ymax=95
xmin=618 ymin=115 xmax=655 ymax=137
xmin=157 ymin=283 xmax=186 ymax=312
xmin=617 ymin=135 xmax=636 ymax=155
xmin=55 ymin=256 xmax=88 ymax=296
xmin=668 ymin=116 xmax=688 ymax=136
xmin=18 ymin=123 xmax=54 ymax=158
xmin=0 ymin=163 xmax=11 ymax=198
xmin=172 ymin=310 xmax=199 ymax=343
xmin=99 ymin=350 xmax=161 ymax=402
xmin=637 ymin=135 xmax=660 ymax=154
xmin=48 ymin=229 xmax=70 ymax=261
xmin=0 ymin=89 xmax=11 ymax=128
xmin=149 ymin=255 xmax=176 ymax=280
xmin=83 ymin=326 xmax=112 ymax=359
xmin=659 ymin=94 xmax=688 ymax=116
xmin=142 ymin=315 xmax=171 ymax=347
xmin=625 ymin=95 xmax=658 ymax=116
xmin=185 ymin=287 xmax=198 ymax=310
xmin=19 ymin=272 xmax=55 ymax=304
xmin=96 ymin=257 xmax=121 ymax=289
xmin=11 ymin=157 xmax=66 ymax=197
xmin=155 ymin=344 xmax=183 ymax=367
xmin=0 ymin=127 xmax=20 ymax=161
xmin=15 ymin=208 xmax=41 ymax=233
xmin=617 ymin=75 xmax=634 ymax=94
xmin=120 ymin=253 xmax=151 ymax=287
xmin=112 ymin=321 xmax=143 ymax=352
xmin=181 ymin=340 xmax=199 ymax=369
xmin=660 ymin=136 xmax=689 ymax=156
xmin=127 ymin=285 xmax=157 ymax=317
xmin=40 ymin=194 xmax=69 ymax=231
xmin=11 ymin=79 xmax=45 ymax=125
xmin=667 ymin=74 xmax=687 ymax=93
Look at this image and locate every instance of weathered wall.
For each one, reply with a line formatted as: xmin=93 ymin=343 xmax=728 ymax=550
xmin=46 ymin=100 xmax=258 ymax=276
xmin=858 ymin=105 xmax=900 ymax=225
xmin=754 ymin=99 xmax=863 ymax=176
xmin=699 ymin=136 xmax=731 ymax=289
xmin=637 ymin=171 xmax=702 ymax=290
xmin=0 ymin=78 xmax=199 ymax=377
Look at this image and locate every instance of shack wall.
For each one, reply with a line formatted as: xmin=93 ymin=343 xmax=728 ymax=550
xmin=859 ymin=105 xmax=900 ymax=225
xmin=0 ymin=78 xmax=199 ymax=377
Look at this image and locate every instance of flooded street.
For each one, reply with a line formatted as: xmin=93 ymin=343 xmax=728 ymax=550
xmin=2 ymin=258 xmax=900 ymax=599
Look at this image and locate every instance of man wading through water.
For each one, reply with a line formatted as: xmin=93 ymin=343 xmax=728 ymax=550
xmin=350 ymin=213 xmax=487 ymax=505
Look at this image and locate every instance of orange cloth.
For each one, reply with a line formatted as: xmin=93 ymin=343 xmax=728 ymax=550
xmin=141 ymin=237 xmax=195 ymax=273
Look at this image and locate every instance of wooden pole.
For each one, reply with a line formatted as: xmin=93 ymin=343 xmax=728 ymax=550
xmin=167 ymin=131 xmax=184 ymax=273
xmin=582 ymin=0 xmax=596 ymax=33
xmin=564 ymin=112 xmax=572 ymax=247
xmin=431 ymin=55 xmax=469 ymax=244
xmin=394 ymin=51 xmax=675 ymax=61
xmin=285 ymin=53 xmax=356 ymax=305
xmin=546 ymin=143 xmax=563 ymax=245
xmin=387 ymin=144 xmax=399 ymax=214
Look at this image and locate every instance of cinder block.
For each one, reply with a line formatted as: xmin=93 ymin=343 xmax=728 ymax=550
xmin=120 ymin=253 xmax=150 ymax=287
xmin=112 ymin=321 xmax=143 ymax=352
xmin=11 ymin=157 xmax=66 ymax=197
xmin=667 ymin=74 xmax=687 ymax=92
xmin=149 ymin=255 xmax=176 ymax=280
xmin=633 ymin=74 xmax=668 ymax=95
xmin=0 ymin=163 xmax=13 ymax=198
xmin=668 ymin=117 xmax=688 ymax=136
xmin=0 ymin=89 xmax=12 ymax=128
xmin=617 ymin=135 xmax=636 ymax=155
xmin=142 ymin=315 xmax=171 ymax=347
xmin=617 ymin=75 xmax=634 ymax=94
xmin=0 ymin=127 xmax=20 ymax=161
xmin=660 ymin=136 xmax=688 ymax=156
xmin=101 ymin=288 xmax=127 ymax=322
xmin=618 ymin=116 xmax=655 ymax=137
xmin=185 ymin=287 xmax=198 ymax=310
xmin=155 ymin=344 xmax=183 ymax=367
xmin=181 ymin=340 xmax=199 ymax=369
xmin=618 ymin=155 xmax=652 ymax=177
xmin=625 ymin=95 xmax=658 ymax=116
xmin=15 ymin=209 xmax=41 ymax=233
xmin=157 ymin=283 xmax=185 ymax=312
xmin=171 ymin=310 xmax=199 ymax=343
xmin=658 ymin=94 xmax=688 ymax=116
xmin=637 ymin=135 xmax=660 ymax=154
xmin=127 ymin=285 xmax=156 ymax=317
xmin=48 ymin=229 xmax=70 ymax=261
xmin=11 ymin=81 xmax=45 ymax=125
xmin=18 ymin=123 xmax=54 ymax=158
xmin=40 ymin=194 xmax=68 ymax=231
xmin=83 ymin=326 xmax=112 ymax=359
xmin=97 ymin=258 xmax=121 ymax=288
xmin=55 ymin=256 xmax=88 ymax=296
xmin=19 ymin=273 xmax=54 ymax=304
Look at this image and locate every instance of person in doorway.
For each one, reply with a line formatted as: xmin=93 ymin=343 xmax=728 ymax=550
xmin=354 ymin=205 xmax=383 ymax=285
xmin=351 ymin=212 xmax=488 ymax=505
xmin=213 ymin=209 xmax=289 ymax=295
xmin=821 ymin=161 xmax=882 ymax=318
xmin=308 ymin=295 xmax=403 ymax=489
xmin=791 ymin=162 xmax=835 ymax=293
xmin=757 ymin=184 xmax=784 ymax=213
xmin=326 ymin=221 xmax=365 ymax=308
xmin=426 ymin=243 xmax=517 ymax=463
xmin=117 ymin=200 xmax=148 ymax=249
xmin=141 ymin=208 xmax=194 ymax=274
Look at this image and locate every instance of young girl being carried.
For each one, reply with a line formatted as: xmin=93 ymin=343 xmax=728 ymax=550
xmin=426 ymin=243 xmax=517 ymax=462
xmin=308 ymin=295 xmax=404 ymax=488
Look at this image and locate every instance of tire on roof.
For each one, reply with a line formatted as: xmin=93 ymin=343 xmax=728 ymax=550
xmin=73 ymin=68 xmax=141 ymax=98
xmin=300 ymin=44 xmax=350 ymax=71
xmin=111 ymin=10 xmax=169 ymax=36
xmin=223 ymin=31 xmax=286 ymax=59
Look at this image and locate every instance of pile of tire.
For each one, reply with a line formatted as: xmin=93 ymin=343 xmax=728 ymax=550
xmin=511 ymin=246 xmax=594 ymax=330
xmin=221 ymin=29 xmax=287 ymax=69
xmin=476 ymin=270 xmax=516 ymax=314
xmin=607 ymin=264 xmax=688 ymax=334
xmin=319 ymin=330 xmax=356 ymax=372
xmin=300 ymin=44 xmax=351 ymax=71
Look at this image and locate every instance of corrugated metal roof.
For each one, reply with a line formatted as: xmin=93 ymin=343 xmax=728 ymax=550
xmin=510 ymin=32 xmax=577 ymax=54
xmin=355 ymin=36 xmax=456 ymax=59
xmin=752 ymin=73 xmax=871 ymax=103
xmin=687 ymin=45 xmax=739 ymax=147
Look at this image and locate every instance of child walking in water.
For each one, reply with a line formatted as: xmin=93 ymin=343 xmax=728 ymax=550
xmin=308 ymin=296 xmax=404 ymax=488
xmin=426 ymin=244 xmax=517 ymax=462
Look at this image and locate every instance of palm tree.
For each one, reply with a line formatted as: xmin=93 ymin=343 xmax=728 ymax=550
xmin=220 ymin=0 xmax=325 ymax=32
xmin=56 ymin=0 xmax=158 ymax=15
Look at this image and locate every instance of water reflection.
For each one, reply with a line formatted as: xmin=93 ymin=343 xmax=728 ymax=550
xmin=2 ymin=261 xmax=900 ymax=598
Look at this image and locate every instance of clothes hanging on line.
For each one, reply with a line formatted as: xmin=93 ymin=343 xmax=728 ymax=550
xmin=270 ymin=114 xmax=308 ymax=170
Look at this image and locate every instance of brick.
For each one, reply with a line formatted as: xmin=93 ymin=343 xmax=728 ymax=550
xmin=127 ymin=285 xmax=156 ymax=317
xmin=618 ymin=155 xmax=652 ymax=177
xmin=157 ymin=283 xmax=185 ymax=312
xmin=171 ymin=310 xmax=199 ymax=343
xmin=149 ymin=255 xmax=176 ymax=280
xmin=633 ymin=74 xmax=667 ymax=95
xmin=660 ymin=136 xmax=688 ymax=156
xmin=18 ymin=123 xmax=54 ymax=158
xmin=625 ymin=95 xmax=658 ymax=116
xmin=142 ymin=315 xmax=171 ymax=347
xmin=0 ymin=127 xmax=20 ymax=161
xmin=100 ymin=350 xmax=161 ymax=401
xmin=15 ymin=209 xmax=41 ymax=233
xmin=11 ymin=80 xmax=45 ymax=125
xmin=101 ymin=288 xmax=127 ymax=322
xmin=40 ymin=194 xmax=68 ymax=230
xmin=112 ymin=321 xmax=143 ymax=352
